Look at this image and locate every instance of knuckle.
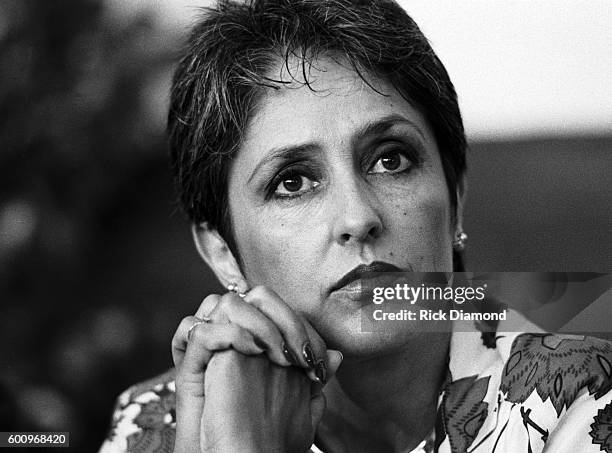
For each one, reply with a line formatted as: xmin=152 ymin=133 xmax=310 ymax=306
xmin=247 ymin=285 xmax=272 ymax=300
xmin=198 ymin=294 xmax=220 ymax=313
xmin=178 ymin=316 xmax=194 ymax=332
xmin=202 ymin=293 xmax=221 ymax=304
xmin=217 ymin=293 xmax=241 ymax=311
xmin=226 ymin=322 xmax=246 ymax=340
xmin=174 ymin=317 xmax=194 ymax=342
xmin=171 ymin=330 xmax=182 ymax=346
xmin=189 ymin=323 xmax=209 ymax=343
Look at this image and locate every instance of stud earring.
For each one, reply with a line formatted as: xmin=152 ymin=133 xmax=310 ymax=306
xmin=453 ymin=231 xmax=468 ymax=251
xmin=227 ymin=282 xmax=246 ymax=298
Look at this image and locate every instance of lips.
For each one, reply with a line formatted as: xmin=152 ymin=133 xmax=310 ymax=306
xmin=329 ymin=261 xmax=405 ymax=295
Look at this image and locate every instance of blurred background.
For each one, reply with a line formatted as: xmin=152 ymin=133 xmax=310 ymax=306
xmin=0 ymin=0 xmax=610 ymax=451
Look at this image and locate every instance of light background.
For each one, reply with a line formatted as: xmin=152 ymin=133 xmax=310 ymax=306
xmin=107 ymin=0 xmax=612 ymax=140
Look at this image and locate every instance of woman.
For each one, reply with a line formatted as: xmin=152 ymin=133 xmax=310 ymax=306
xmin=99 ymin=1 xmax=612 ymax=452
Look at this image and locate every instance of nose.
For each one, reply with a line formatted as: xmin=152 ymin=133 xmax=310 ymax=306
xmin=331 ymin=179 xmax=383 ymax=245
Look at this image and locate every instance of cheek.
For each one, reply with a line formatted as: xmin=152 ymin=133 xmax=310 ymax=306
xmin=232 ymin=211 xmax=325 ymax=292
xmin=387 ymin=184 xmax=453 ymax=270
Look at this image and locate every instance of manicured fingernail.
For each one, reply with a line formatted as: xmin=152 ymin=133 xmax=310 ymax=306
xmin=315 ymin=359 xmax=327 ymax=384
xmin=309 ymin=371 xmax=322 ymax=383
xmin=282 ymin=342 xmax=299 ymax=365
xmin=254 ymin=337 xmax=267 ymax=350
xmin=302 ymin=342 xmax=316 ymax=368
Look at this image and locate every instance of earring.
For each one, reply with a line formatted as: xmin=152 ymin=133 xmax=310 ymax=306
xmin=453 ymin=231 xmax=468 ymax=251
xmin=227 ymin=282 xmax=247 ymax=298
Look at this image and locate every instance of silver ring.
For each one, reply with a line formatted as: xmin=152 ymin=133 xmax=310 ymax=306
xmin=187 ymin=316 xmax=211 ymax=340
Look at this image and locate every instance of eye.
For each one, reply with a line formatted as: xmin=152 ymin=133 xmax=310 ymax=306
xmin=273 ymin=170 xmax=320 ymax=198
xmin=368 ymin=150 xmax=412 ymax=174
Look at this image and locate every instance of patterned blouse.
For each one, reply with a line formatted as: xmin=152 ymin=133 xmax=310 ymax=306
xmin=99 ymin=311 xmax=612 ymax=453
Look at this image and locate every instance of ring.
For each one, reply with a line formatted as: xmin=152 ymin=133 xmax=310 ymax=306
xmin=187 ymin=315 xmax=211 ymax=340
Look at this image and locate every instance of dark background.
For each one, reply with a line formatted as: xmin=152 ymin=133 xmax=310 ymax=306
xmin=1 ymin=1 xmax=610 ymax=451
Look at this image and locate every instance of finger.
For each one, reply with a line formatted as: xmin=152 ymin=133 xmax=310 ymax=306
xmin=172 ymin=315 xmax=202 ymax=367
xmin=243 ymin=286 xmax=321 ymax=373
xmin=175 ymin=384 xmax=202 ymax=453
xmin=310 ymin=381 xmax=326 ymax=432
xmin=325 ymin=350 xmax=344 ymax=383
xmin=245 ymin=286 xmax=329 ymax=383
xmin=180 ymin=322 xmax=263 ymax=376
xmin=195 ymin=294 xmax=220 ymax=319
xmin=172 ymin=294 xmax=222 ymax=368
xmin=176 ymin=316 xmax=241 ymax=453
xmin=208 ymin=292 xmax=291 ymax=367
xmin=309 ymin=351 xmax=342 ymax=435
xmin=301 ymin=321 xmax=331 ymax=383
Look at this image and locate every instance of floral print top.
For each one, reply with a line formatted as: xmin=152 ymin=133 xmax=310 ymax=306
xmin=99 ymin=311 xmax=612 ymax=453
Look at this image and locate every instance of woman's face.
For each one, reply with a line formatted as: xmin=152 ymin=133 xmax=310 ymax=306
xmin=226 ymin=58 xmax=457 ymax=357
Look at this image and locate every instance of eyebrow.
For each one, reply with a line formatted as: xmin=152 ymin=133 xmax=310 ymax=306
xmin=355 ymin=114 xmax=426 ymax=143
xmin=247 ymin=114 xmax=426 ymax=184
xmin=247 ymin=144 xmax=320 ymax=184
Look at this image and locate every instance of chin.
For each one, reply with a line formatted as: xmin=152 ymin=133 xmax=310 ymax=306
xmin=318 ymin=317 xmax=424 ymax=360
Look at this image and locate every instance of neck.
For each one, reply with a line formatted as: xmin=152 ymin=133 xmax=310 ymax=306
xmin=318 ymin=333 xmax=450 ymax=453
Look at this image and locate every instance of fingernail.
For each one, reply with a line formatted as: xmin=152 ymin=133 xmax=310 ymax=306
xmin=282 ymin=342 xmax=299 ymax=365
xmin=306 ymin=369 xmax=321 ymax=383
xmin=254 ymin=337 xmax=267 ymax=350
xmin=315 ymin=359 xmax=327 ymax=384
xmin=302 ymin=342 xmax=316 ymax=368
xmin=306 ymin=369 xmax=323 ymax=385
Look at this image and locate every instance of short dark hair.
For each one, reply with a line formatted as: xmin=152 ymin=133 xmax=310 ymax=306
xmin=168 ymin=0 xmax=467 ymax=266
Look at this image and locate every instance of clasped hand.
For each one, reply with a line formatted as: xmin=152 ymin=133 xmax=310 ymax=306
xmin=171 ymin=286 xmax=343 ymax=453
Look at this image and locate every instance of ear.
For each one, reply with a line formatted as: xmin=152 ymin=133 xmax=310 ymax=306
xmin=454 ymin=174 xmax=467 ymax=234
xmin=191 ymin=222 xmax=248 ymax=292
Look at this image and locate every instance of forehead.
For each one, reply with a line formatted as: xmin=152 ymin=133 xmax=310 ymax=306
xmin=241 ymin=57 xmax=436 ymax=153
